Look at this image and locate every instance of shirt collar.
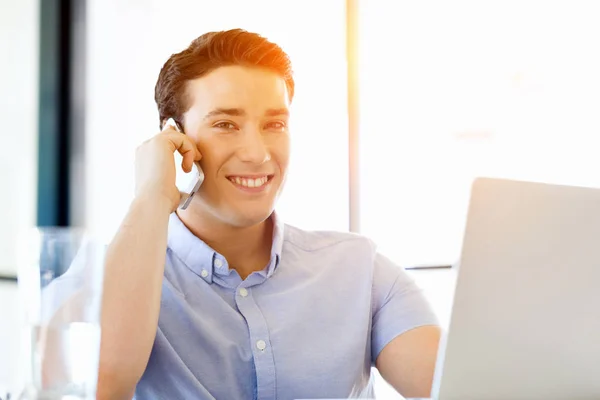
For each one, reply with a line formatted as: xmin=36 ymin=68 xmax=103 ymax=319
xmin=266 ymin=211 xmax=284 ymax=278
xmin=167 ymin=212 xmax=284 ymax=283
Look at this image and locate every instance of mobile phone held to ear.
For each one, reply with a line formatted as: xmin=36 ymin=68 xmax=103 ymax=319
xmin=164 ymin=118 xmax=204 ymax=210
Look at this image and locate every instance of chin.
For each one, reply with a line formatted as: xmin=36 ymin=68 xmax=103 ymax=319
xmin=194 ymin=187 xmax=279 ymax=228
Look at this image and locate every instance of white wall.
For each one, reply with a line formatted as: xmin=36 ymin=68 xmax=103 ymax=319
xmin=0 ymin=0 xmax=38 ymax=391
xmin=0 ymin=282 xmax=21 ymax=394
xmin=0 ymin=0 xmax=39 ymax=276
xmin=85 ymin=0 xmax=350 ymax=242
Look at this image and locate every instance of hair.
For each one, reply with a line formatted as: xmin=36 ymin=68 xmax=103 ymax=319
xmin=154 ymin=28 xmax=294 ymax=129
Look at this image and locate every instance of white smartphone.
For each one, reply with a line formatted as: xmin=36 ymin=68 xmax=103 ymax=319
xmin=164 ymin=118 xmax=204 ymax=210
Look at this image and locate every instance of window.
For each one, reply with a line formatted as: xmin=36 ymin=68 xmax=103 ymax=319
xmin=358 ymin=1 xmax=600 ymax=268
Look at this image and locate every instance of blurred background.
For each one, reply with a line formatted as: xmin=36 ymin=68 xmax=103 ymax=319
xmin=2 ymin=0 xmax=600 ymax=397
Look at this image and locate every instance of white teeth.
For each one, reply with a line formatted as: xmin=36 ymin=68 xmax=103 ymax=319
xmin=229 ymin=176 xmax=269 ymax=188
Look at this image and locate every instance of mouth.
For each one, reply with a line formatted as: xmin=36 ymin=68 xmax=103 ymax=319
xmin=226 ymin=174 xmax=275 ymax=191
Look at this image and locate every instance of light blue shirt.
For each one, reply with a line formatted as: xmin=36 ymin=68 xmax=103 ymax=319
xmin=134 ymin=212 xmax=438 ymax=399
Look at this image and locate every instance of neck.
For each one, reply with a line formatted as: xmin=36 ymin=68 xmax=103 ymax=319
xmin=176 ymin=207 xmax=274 ymax=280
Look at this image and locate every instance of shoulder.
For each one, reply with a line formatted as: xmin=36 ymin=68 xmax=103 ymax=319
xmin=281 ymin=224 xmax=409 ymax=282
xmin=280 ymin=224 xmax=380 ymax=276
xmin=279 ymin=225 xmax=384 ymax=295
xmin=282 ymin=223 xmax=376 ymax=254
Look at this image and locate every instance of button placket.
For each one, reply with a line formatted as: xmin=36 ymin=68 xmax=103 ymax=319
xmin=234 ymin=285 xmax=277 ymax=399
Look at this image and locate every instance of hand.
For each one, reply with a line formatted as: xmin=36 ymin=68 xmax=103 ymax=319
xmin=134 ymin=123 xmax=202 ymax=212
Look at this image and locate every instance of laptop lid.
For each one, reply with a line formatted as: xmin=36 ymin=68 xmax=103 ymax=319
xmin=432 ymin=177 xmax=600 ymax=400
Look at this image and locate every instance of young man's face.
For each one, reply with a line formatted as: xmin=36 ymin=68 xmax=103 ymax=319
xmin=181 ymin=65 xmax=291 ymax=228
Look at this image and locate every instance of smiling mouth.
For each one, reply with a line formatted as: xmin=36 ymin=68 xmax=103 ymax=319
xmin=227 ymin=175 xmax=274 ymax=189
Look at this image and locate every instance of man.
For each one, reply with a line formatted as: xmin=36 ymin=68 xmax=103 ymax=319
xmin=98 ymin=29 xmax=441 ymax=400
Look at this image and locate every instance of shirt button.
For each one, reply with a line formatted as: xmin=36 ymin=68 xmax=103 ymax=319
xmin=214 ymin=259 xmax=223 ymax=268
xmin=256 ymin=340 xmax=267 ymax=351
xmin=200 ymin=269 xmax=208 ymax=278
xmin=239 ymin=288 xmax=248 ymax=297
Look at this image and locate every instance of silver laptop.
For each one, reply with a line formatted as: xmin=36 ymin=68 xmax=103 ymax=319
xmin=431 ymin=177 xmax=600 ymax=400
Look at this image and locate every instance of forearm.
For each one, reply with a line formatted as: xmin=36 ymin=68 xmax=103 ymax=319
xmin=97 ymin=196 xmax=172 ymax=399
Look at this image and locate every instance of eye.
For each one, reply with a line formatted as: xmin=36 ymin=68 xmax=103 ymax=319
xmin=213 ymin=121 xmax=238 ymax=130
xmin=264 ymin=121 xmax=287 ymax=131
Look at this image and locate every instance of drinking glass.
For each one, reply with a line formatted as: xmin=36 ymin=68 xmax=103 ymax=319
xmin=16 ymin=228 xmax=104 ymax=400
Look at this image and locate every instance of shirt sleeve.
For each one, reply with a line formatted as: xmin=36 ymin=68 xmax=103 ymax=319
xmin=371 ymin=251 xmax=440 ymax=362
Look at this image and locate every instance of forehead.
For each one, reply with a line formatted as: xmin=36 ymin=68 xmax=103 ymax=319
xmin=184 ymin=65 xmax=290 ymax=115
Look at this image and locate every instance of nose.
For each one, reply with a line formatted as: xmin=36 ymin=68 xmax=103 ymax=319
xmin=237 ymin=128 xmax=271 ymax=164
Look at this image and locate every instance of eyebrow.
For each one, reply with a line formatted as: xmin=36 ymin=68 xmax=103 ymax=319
xmin=264 ymin=108 xmax=289 ymax=117
xmin=202 ymin=107 xmax=289 ymax=120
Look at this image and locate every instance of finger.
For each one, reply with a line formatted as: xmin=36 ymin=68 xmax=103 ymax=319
xmin=182 ymin=158 xmax=192 ymax=173
xmin=194 ymin=146 xmax=202 ymax=161
xmin=180 ymin=139 xmax=200 ymax=173
xmin=161 ymin=131 xmax=199 ymax=172
xmin=160 ymin=124 xmax=202 ymax=162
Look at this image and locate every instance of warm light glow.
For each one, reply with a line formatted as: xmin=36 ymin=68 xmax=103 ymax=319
xmin=358 ymin=1 xmax=600 ymax=267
